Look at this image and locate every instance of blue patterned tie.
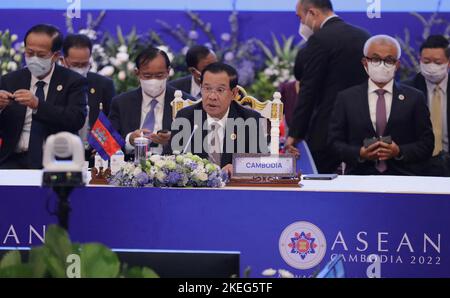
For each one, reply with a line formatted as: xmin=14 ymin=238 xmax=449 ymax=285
xmin=28 ymin=81 xmax=46 ymax=169
xmin=142 ymin=99 xmax=158 ymax=132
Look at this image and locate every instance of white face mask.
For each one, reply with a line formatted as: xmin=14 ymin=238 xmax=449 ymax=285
xmin=420 ymin=62 xmax=449 ymax=84
xmin=140 ymin=78 xmax=167 ymax=98
xmin=26 ymin=55 xmax=54 ymax=78
xmin=70 ymin=66 xmax=90 ymax=78
xmin=365 ymin=62 xmax=396 ymax=84
xmin=298 ymin=22 xmax=314 ymax=41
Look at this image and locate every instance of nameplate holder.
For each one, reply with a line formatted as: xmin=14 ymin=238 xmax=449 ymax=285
xmin=228 ymin=154 xmax=301 ymax=187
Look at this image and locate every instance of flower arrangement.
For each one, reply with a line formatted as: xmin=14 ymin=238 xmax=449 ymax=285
xmin=157 ymin=9 xmax=264 ymax=87
xmin=108 ymin=153 xmax=228 ymax=188
xmin=0 ymin=30 xmax=24 ymax=76
xmin=249 ymin=35 xmax=303 ymax=100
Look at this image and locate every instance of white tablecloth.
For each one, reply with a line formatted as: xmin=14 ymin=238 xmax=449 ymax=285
xmin=0 ymin=170 xmax=449 ymax=195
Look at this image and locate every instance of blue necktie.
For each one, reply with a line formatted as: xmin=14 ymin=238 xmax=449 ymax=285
xmin=142 ymin=99 xmax=158 ymax=132
xmin=28 ymin=81 xmax=46 ymax=169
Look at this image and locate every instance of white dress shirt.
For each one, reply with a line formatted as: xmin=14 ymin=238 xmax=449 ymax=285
xmin=425 ymin=74 xmax=448 ymax=152
xmin=190 ymin=76 xmax=201 ymax=98
xmin=368 ymin=79 xmax=394 ymax=135
xmin=206 ymin=108 xmax=230 ymax=154
xmin=15 ymin=64 xmax=55 ymax=153
xmin=125 ymin=89 xmax=166 ymax=154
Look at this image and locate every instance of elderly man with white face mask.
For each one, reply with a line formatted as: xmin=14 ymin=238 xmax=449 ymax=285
xmin=329 ymin=34 xmax=434 ymax=176
xmin=404 ymin=35 xmax=450 ymax=176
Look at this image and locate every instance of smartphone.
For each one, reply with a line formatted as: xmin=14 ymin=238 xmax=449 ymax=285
xmin=363 ymin=137 xmax=378 ymax=148
xmin=157 ymin=129 xmax=169 ymax=134
xmin=379 ymin=135 xmax=392 ymax=144
xmin=303 ymin=174 xmax=338 ymax=180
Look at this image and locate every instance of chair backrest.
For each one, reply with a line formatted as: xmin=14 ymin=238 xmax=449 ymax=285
xmin=295 ymin=140 xmax=318 ymax=174
xmin=170 ymin=86 xmax=284 ymax=154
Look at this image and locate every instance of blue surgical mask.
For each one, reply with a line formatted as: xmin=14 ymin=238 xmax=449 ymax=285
xmin=26 ymin=55 xmax=54 ymax=78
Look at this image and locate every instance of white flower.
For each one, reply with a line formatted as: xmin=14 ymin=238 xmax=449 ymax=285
xmin=79 ymin=29 xmax=97 ymax=40
xmin=195 ymin=172 xmax=208 ymax=182
xmin=264 ymin=68 xmax=274 ymax=77
xmin=7 ymin=61 xmax=17 ymax=71
xmin=188 ymin=30 xmax=199 ymax=40
xmin=155 ymin=160 xmax=165 ymax=168
xmin=13 ymin=54 xmax=21 ymax=62
xmin=9 ymin=48 xmax=15 ymax=56
xmin=155 ymin=171 xmax=166 ymax=182
xmin=224 ymin=52 xmax=234 ymax=62
xmin=118 ymin=70 xmax=126 ymax=81
xmin=221 ymin=33 xmax=231 ymax=42
xmin=181 ymin=46 xmax=189 ymax=56
xmin=133 ymin=167 xmax=142 ymax=176
xmin=109 ymin=57 xmax=121 ymax=68
xmin=127 ymin=62 xmax=135 ymax=72
xmin=122 ymin=163 xmax=136 ymax=175
xmin=116 ymin=52 xmax=129 ymax=64
xmin=281 ymin=69 xmax=290 ymax=78
xmin=278 ymin=269 xmax=294 ymax=278
xmin=169 ymin=68 xmax=174 ymax=77
xmin=2 ymin=70 xmax=7 ymax=75
xmin=0 ymin=46 xmax=5 ymax=55
xmin=262 ymin=268 xmax=277 ymax=276
xmin=98 ymin=66 xmax=115 ymax=77
xmin=150 ymin=155 xmax=162 ymax=163
xmin=11 ymin=34 xmax=18 ymax=42
xmin=118 ymin=45 xmax=128 ymax=53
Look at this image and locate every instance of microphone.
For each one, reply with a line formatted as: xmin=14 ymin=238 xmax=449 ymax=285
xmin=182 ymin=124 xmax=199 ymax=154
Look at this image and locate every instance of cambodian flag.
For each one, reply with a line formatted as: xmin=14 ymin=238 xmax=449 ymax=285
xmin=88 ymin=111 xmax=125 ymax=160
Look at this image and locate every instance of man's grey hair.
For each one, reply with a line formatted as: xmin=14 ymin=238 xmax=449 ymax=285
xmin=298 ymin=0 xmax=334 ymax=12
xmin=363 ymin=34 xmax=402 ymax=60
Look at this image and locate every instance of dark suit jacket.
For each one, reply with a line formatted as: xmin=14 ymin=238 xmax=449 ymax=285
xmin=86 ymin=72 xmax=116 ymax=127
xmin=108 ymin=84 xmax=194 ymax=150
xmin=290 ymin=17 xmax=370 ymax=157
xmin=169 ymin=75 xmax=193 ymax=96
xmin=0 ymin=64 xmax=88 ymax=168
xmin=329 ymin=81 xmax=434 ymax=175
xmin=166 ymin=101 xmax=268 ymax=168
xmin=404 ymin=72 xmax=450 ymax=146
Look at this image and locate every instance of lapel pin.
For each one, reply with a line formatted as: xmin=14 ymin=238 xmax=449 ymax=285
xmin=57 ymin=85 xmax=63 ymax=92
xmin=230 ymin=133 xmax=237 ymax=140
xmin=90 ymin=88 xmax=96 ymax=94
xmin=399 ymin=94 xmax=405 ymax=101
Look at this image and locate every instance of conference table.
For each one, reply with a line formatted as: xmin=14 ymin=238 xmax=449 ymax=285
xmin=1 ymin=170 xmax=449 ymax=278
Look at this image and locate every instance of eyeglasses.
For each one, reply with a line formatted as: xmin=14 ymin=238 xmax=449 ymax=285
xmin=365 ymin=56 xmax=397 ymax=67
xmin=201 ymin=86 xmax=229 ymax=95
xmin=140 ymin=73 xmax=168 ymax=80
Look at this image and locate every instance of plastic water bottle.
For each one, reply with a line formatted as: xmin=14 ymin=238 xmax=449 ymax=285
xmin=110 ymin=150 xmax=125 ymax=175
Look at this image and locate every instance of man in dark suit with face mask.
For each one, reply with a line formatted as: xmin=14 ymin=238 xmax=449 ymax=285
xmin=329 ymin=35 xmax=434 ymax=175
xmin=0 ymin=24 xmax=87 ymax=169
xmin=108 ymin=47 xmax=194 ymax=159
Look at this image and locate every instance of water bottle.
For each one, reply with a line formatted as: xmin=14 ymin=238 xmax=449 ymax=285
xmin=110 ymin=150 xmax=125 ymax=175
xmin=134 ymin=132 xmax=149 ymax=165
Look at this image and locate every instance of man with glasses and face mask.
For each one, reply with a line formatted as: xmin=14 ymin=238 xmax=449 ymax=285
xmin=285 ymin=0 xmax=370 ymax=174
xmin=61 ymin=34 xmax=116 ymax=165
xmin=167 ymin=62 xmax=267 ymax=177
xmin=329 ymin=35 xmax=434 ymax=175
xmin=0 ymin=24 xmax=88 ymax=169
xmin=169 ymin=45 xmax=217 ymax=98
xmin=404 ymin=35 xmax=450 ymax=176
xmin=109 ymin=47 xmax=194 ymax=159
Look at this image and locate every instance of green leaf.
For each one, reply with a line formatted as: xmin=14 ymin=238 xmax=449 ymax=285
xmin=124 ymin=266 xmax=159 ymax=278
xmin=80 ymin=243 xmax=120 ymax=278
xmin=0 ymin=264 xmax=34 ymax=278
xmin=28 ymin=247 xmax=48 ymax=278
xmin=43 ymin=225 xmax=73 ymax=278
xmin=0 ymin=250 xmax=22 ymax=269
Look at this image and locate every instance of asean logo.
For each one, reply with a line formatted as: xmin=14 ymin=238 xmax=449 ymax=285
xmin=279 ymin=221 xmax=327 ymax=270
